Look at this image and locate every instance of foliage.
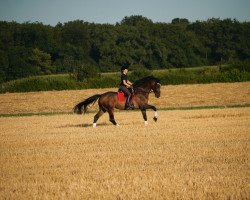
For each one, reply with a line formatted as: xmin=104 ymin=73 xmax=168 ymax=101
xmin=130 ymin=66 xmax=152 ymax=82
xmin=1 ymin=66 xmax=249 ymax=93
xmin=0 ymin=17 xmax=250 ymax=84
xmin=0 ymin=75 xmax=79 ymax=93
xmin=71 ymin=63 xmax=100 ymax=81
xmin=228 ymin=60 xmax=250 ymax=72
xmin=28 ymin=48 xmax=56 ymax=74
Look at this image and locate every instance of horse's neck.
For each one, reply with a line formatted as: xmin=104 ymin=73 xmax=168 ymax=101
xmin=134 ymin=86 xmax=151 ymax=96
xmin=142 ymin=83 xmax=152 ymax=93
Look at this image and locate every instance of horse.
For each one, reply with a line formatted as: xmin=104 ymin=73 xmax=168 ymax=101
xmin=73 ymin=76 xmax=161 ymax=127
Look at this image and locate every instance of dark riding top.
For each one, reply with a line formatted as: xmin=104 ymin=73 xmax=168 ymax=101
xmin=120 ymin=74 xmax=128 ymax=87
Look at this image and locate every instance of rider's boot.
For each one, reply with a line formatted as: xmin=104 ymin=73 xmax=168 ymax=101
xmin=125 ymin=96 xmax=131 ymax=110
xmin=129 ymin=98 xmax=134 ymax=110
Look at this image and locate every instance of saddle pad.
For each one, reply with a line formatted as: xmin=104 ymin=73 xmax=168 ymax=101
xmin=117 ymin=91 xmax=134 ymax=102
xmin=117 ymin=91 xmax=126 ymax=101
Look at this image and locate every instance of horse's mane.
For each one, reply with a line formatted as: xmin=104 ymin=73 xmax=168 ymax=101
xmin=133 ymin=76 xmax=160 ymax=88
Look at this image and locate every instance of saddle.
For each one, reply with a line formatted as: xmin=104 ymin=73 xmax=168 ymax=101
xmin=117 ymin=89 xmax=135 ymax=102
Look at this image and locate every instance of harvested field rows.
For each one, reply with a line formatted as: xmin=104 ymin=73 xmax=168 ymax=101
xmin=0 ymin=82 xmax=249 ymax=114
xmin=0 ymin=108 xmax=250 ymax=199
xmin=0 ymin=82 xmax=249 ymax=199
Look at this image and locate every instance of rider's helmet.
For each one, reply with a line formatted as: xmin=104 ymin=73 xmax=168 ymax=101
xmin=121 ymin=65 xmax=129 ymax=71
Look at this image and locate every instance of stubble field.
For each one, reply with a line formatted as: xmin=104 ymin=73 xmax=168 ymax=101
xmin=0 ymin=82 xmax=250 ymax=199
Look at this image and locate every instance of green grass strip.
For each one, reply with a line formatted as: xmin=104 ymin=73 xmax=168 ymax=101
xmin=158 ymin=104 xmax=250 ymax=111
xmin=0 ymin=111 xmax=71 ymax=118
xmin=0 ymin=104 xmax=249 ymax=118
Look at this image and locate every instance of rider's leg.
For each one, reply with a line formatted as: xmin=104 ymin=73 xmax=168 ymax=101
xmin=120 ymin=86 xmax=131 ymax=109
xmin=125 ymin=95 xmax=131 ymax=109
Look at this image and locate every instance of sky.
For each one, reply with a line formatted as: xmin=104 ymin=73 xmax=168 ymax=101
xmin=0 ymin=0 xmax=249 ymax=26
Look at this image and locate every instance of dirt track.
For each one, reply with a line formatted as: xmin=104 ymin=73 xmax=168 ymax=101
xmin=0 ymin=82 xmax=249 ymax=114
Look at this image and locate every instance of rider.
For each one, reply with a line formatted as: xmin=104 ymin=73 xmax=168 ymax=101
xmin=120 ymin=65 xmax=133 ymax=110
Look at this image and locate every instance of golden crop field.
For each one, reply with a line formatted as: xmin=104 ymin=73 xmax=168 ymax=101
xmin=0 ymin=82 xmax=249 ymax=114
xmin=0 ymin=82 xmax=250 ymax=199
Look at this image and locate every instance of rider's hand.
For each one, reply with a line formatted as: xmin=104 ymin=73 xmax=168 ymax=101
xmin=130 ymin=86 xmax=134 ymax=93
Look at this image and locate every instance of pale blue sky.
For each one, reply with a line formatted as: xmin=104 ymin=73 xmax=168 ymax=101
xmin=0 ymin=0 xmax=249 ymax=26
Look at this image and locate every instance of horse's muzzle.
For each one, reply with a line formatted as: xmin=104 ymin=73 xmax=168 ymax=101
xmin=155 ymin=93 xmax=160 ymax=98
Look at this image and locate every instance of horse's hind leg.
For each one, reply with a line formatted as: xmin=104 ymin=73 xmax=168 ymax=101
xmin=93 ymin=108 xmax=105 ymax=127
xmin=108 ymin=109 xmax=119 ymax=126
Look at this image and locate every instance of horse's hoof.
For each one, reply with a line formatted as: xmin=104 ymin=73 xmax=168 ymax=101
xmin=144 ymin=121 xmax=148 ymax=126
xmin=116 ymin=124 xmax=120 ymax=127
xmin=93 ymin=123 xmax=97 ymax=128
xmin=153 ymin=117 xmax=158 ymax=122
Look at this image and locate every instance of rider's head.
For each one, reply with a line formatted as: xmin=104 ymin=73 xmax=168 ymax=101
xmin=121 ymin=66 xmax=129 ymax=74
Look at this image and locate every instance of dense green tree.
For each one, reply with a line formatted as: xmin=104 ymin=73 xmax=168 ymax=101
xmin=28 ymin=48 xmax=55 ymax=74
xmin=120 ymin=15 xmax=153 ymax=26
xmin=0 ymin=16 xmax=249 ymax=82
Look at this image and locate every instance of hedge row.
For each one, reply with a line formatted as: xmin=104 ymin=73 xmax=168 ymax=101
xmin=1 ymin=65 xmax=249 ymax=93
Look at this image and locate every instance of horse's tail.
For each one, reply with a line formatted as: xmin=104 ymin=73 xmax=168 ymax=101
xmin=73 ymin=94 xmax=101 ymax=114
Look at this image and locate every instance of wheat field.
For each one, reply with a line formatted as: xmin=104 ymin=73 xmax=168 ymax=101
xmin=0 ymin=82 xmax=249 ymax=114
xmin=0 ymin=82 xmax=250 ymax=199
xmin=0 ymin=108 xmax=249 ymax=199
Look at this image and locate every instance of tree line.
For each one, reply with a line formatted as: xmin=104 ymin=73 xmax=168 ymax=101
xmin=0 ymin=15 xmax=249 ymax=83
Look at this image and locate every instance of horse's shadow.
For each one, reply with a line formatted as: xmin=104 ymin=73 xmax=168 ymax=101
xmin=58 ymin=122 xmax=110 ymax=128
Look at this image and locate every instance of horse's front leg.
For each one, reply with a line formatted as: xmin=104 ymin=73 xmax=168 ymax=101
xmin=141 ymin=104 xmax=158 ymax=125
xmin=140 ymin=108 xmax=148 ymax=126
xmin=141 ymin=108 xmax=148 ymax=126
xmin=149 ymin=105 xmax=158 ymax=122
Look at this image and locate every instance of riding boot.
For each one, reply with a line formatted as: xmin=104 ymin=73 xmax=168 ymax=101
xmin=130 ymin=99 xmax=134 ymax=110
xmin=125 ymin=95 xmax=131 ymax=110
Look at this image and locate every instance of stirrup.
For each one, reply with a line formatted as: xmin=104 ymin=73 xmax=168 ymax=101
xmin=130 ymin=102 xmax=134 ymax=110
xmin=125 ymin=102 xmax=134 ymax=110
xmin=125 ymin=103 xmax=130 ymax=110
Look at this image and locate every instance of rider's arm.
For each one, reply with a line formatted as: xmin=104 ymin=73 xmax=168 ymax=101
xmin=127 ymin=80 xmax=133 ymax=86
xmin=123 ymin=80 xmax=131 ymax=87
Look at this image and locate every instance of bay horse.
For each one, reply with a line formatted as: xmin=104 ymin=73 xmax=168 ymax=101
xmin=73 ymin=76 xmax=161 ymax=127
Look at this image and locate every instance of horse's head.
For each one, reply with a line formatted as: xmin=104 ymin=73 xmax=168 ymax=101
xmin=152 ymin=81 xmax=161 ymax=98
xmin=133 ymin=76 xmax=161 ymax=98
